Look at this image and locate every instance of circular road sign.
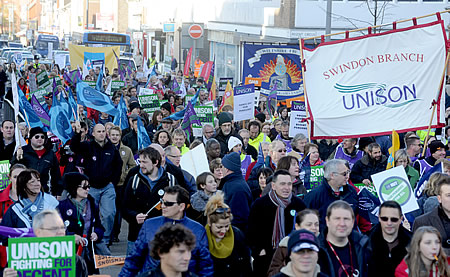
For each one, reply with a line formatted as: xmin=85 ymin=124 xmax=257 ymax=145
xmin=188 ymin=24 xmax=203 ymax=39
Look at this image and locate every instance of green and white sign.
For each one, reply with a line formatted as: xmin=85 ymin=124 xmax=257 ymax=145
xmin=84 ymin=81 xmax=96 ymax=88
xmin=304 ymin=165 xmax=324 ymax=191
xmin=36 ymin=71 xmax=51 ymax=92
xmin=193 ymin=106 xmax=214 ymax=137
xmin=8 ymin=236 xmax=76 ymax=277
xmin=139 ymin=94 xmax=160 ymax=114
xmin=30 ymin=88 xmax=48 ymax=105
xmin=372 ymin=166 xmax=419 ymax=214
xmin=111 ymin=81 xmax=125 ymax=92
xmin=0 ymin=160 xmax=10 ymax=191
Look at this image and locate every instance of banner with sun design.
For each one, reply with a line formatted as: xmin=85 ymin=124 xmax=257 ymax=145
xmin=242 ymin=44 xmax=303 ymax=101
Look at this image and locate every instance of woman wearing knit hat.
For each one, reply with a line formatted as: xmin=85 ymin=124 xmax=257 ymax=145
xmin=227 ymin=136 xmax=254 ymax=178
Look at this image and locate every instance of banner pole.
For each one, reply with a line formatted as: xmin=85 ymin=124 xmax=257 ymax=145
xmin=298 ymin=39 xmax=312 ymax=142
xmin=421 ymin=48 xmax=450 ymax=157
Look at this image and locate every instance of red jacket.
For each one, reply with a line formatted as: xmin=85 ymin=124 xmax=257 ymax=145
xmin=395 ymin=258 xmax=450 ymax=277
xmin=0 ymin=184 xmax=14 ymax=267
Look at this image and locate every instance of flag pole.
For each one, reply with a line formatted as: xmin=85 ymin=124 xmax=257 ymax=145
xmin=421 ymin=48 xmax=450 ymax=157
xmin=298 ymin=39 xmax=312 ymax=142
xmin=15 ymin=115 xmax=23 ymax=160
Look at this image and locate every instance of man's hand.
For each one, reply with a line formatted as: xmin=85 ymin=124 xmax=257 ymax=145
xmin=73 ymin=121 xmax=81 ymax=133
xmin=75 ymin=234 xmax=86 ymax=246
xmin=16 ymin=148 xmax=23 ymax=160
xmin=3 ymin=268 xmax=18 ymax=277
xmin=362 ymin=179 xmax=371 ymax=186
xmin=136 ymin=213 xmax=147 ymax=224
xmin=90 ymin=232 xmax=98 ymax=242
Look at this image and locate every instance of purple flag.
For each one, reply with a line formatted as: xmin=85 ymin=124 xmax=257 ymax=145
xmin=127 ymin=59 xmax=133 ymax=77
xmin=181 ymin=101 xmax=202 ymax=141
xmin=113 ymin=50 xmax=126 ymax=81
xmin=31 ymin=94 xmax=51 ymax=127
xmin=171 ymin=78 xmax=181 ymax=94
xmin=207 ymin=58 xmax=215 ymax=92
xmin=0 ymin=225 xmax=34 ymax=238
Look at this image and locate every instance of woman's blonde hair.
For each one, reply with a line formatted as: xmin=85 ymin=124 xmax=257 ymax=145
xmin=423 ymin=172 xmax=447 ymax=197
xmin=405 ymin=226 xmax=448 ymax=277
xmin=204 ymin=192 xmax=233 ymax=225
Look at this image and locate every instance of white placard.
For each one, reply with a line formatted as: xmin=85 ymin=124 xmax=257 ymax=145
xmin=139 ymin=87 xmax=155 ymax=95
xmin=47 ymin=43 xmax=53 ymax=59
xmin=180 ymin=144 xmax=210 ymax=178
xmin=289 ymin=101 xmax=308 ymax=138
xmin=233 ymin=84 xmax=255 ymax=121
xmin=371 ymin=166 xmax=419 ymax=214
xmin=54 ymin=54 xmax=66 ymax=69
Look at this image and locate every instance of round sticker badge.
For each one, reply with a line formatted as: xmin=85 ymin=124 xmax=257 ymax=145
xmin=122 ymin=151 xmax=126 ymax=156
xmin=158 ymin=189 xmax=165 ymax=196
xmin=64 ymin=220 xmax=70 ymax=227
xmin=92 ymin=156 xmax=97 ymax=161
xmin=290 ymin=210 xmax=296 ymax=217
xmin=66 ymin=209 xmax=73 ymax=216
xmin=30 ymin=205 xmax=37 ymax=212
xmin=379 ymin=176 xmax=411 ymax=205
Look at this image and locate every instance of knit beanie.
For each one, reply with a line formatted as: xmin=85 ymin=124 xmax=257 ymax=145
xmin=222 ymin=152 xmax=241 ymax=172
xmin=218 ymin=112 xmax=233 ymax=126
xmin=29 ymin=127 xmax=47 ymax=139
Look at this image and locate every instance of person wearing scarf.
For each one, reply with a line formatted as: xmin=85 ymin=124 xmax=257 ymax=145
xmin=58 ymin=172 xmax=106 ymax=275
xmin=0 ymin=169 xmax=58 ymax=236
xmin=247 ymin=169 xmax=306 ymax=277
xmin=204 ymin=193 xmax=251 ymax=277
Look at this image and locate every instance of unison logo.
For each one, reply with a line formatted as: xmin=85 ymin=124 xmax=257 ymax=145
xmin=335 ymin=83 xmax=421 ymax=110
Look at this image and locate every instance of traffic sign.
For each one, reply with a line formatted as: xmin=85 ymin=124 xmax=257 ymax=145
xmin=188 ymin=24 xmax=203 ymax=39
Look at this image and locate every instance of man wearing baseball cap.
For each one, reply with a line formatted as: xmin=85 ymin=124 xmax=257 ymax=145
xmin=274 ymin=229 xmax=328 ymax=277
xmin=413 ymin=140 xmax=446 ymax=177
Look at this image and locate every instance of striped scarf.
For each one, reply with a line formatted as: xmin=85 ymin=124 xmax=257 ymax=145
xmin=269 ymin=189 xmax=292 ymax=248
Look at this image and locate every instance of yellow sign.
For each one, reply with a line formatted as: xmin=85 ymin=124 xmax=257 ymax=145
xmin=68 ymin=44 xmax=120 ymax=74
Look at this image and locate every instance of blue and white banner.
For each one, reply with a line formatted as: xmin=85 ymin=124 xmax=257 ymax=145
xmin=302 ymin=20 xmax=447 ymax=139
xmin=242 ymin=44 xmax=304 ymax=100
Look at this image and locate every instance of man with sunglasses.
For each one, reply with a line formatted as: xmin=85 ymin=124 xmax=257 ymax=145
xmin=120 ymin=185 xmax=213 ymax=277
xmin=11 ymin=127 xmax=62 ymax=196
xmin=368 ymin=201 xmax=411 ymax=277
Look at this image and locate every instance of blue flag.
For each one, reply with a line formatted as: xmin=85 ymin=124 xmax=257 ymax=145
xmin=414 ymin=162 xmax=443 ymax=198
xmin=164 ymin=88 xmax=201 ymax=121
xmin=66 ymin=86 xmax=78 ymax=121
xmin=49 ymin=89 xmax=73 ymax=145
xmin=95 ymin=67 xmax=104 ymax=92
xmin=137 ymin=116 xmax=151 ymax=150
xmin=357 ymin=187 xmax=381 ymax=225
xmin=113 ymin=95 xmax=129 ymax=130
xmin=17 ymin=85 xmax=45 ymax=129
xmin=76 ymin=79 xmax=119 ymax=116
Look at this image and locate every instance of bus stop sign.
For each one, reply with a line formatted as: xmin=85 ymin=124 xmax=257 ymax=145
xmin=188 ymin=24 xmax=203 ymax=39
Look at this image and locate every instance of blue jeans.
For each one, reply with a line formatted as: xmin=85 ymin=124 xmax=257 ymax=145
xmin=89 ymin=183 xmax=116 ymax=245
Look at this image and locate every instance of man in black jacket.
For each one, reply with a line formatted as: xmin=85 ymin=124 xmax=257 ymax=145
xmin=368 ymin=201 xmax=411 ymax=277
xmin=214 ymin=112 xmax=240 ymax=157
xmin=0 ymin=120 xmax=16 ymax=161
xmin=350 ymin=142 xmax=387 ymax=185
xmin=71 ymin=123 xmax=123 ymax=246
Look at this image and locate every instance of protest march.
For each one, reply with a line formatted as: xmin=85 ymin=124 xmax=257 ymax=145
xmin=1 ymin=9 xmax=450 ymax=277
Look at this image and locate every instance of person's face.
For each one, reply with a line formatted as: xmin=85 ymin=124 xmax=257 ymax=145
xmin=161 ymin=122 xmax=171 ymax=131
xmin=296 ymin=139 xmax=307 ymax=153
xmin=274 ymin=121 xmax=282 ymax=132
xmin=262 ymin=144 xmax=270 ymax=159
xmin=200 ymin=91 xmax=208 ymax=101
xmin=208 ymin=143 xmax=221 ymax=159
xmin=94 ymin=67 xmax=100 ymax=75
xmin=395 ymin=158 xmax=408 ymax=168
xmin=210 ymin=218 xmax=231 ymax=241
xmin=249 ymin=125 xmax=260 ymax=139
xmin=240 ymin=131 xmax=250 ymax=146
xmin=167 ymin=148 xmax=182 ymax=167
xmin=34 ymin=215 xmax=66 ymax=237
xmin=419 ymin=232 xmax=441 ymax=264
xmin=220 ymin=122 xmax=232 ymax=136
xmin=438 ymin=184 xmax=450 ymax=215
xmin=409 ymin=139 xmax=421 ymax=155
xmin=30 ymin=133 xmax=46 ymax=149
xmin=161 ymin=108 xmax=170 ymax=117
xmin=271 ymin=143 xmax=287 ymax=162
xmin=369 ymin=147 xmax=382 ymax=161
xmin=288 ymin=159 xmax=300 ymax=178
xmin=130 ymin=88 xmax=137 ymax=97
xmin=203 ymin=126 xmax=214 ymax=139
xmin=109 ymin=130 xmax=121 ymax=144
xmin=272 ymin=174 xmax=292 ymax=199
xmin=202 ymin=175 xmax=218 ymax=194
xmin=262 ymin=125 xmax=270 ymax=135
xmin=297 ymin=214 xmax=320 ymax=236
xmin=213 ymin=166 xmax=224 ymax=180
xmin=76 ymin=180 xmax=90 ymax=199
xmin=159 ymin=243 xmax=191 ymax=274
xmin=330 ymin=164 xmax=350 ymax=187
xmin=343 ymin=139 xmax=356 ymax=150
xmin=432 ymin=147 xmax=446 ymax=160
xmin=161 ymin=193 xmax=184 ymax=219
xmin=174 ymin=135 xmax=185 ymax=148
xmin=93 ymin=125 xmax=106 ymax=142
xmin=258 ymin=173 xmax=267 ymax=191
xmin=156 ymin=114 xmax=163 ymax=123
xmin=114 ymin=97 xmax=120 ymax=105
xmin=139 ymin=155 xmax=158 ymax=175
xmin=309 ymin=147 xmax=320 ymax=163
xmin=1 ymin=121 xmax=14 ymax=139
xmin=157 ymin=132 xmax=169 ymax=146
xmin=379 ymin=207 xmax=402 ymax=238
xmin=231 ymin=144 xmax=242 ymax=154
xmin=290 ymin=249 xmax=318 ymax=275
xmin=9 ymin=168 xmax=25 ymax=188
xmin=26 ymin=174 xmax=41 ymax=196
xmin=281 ymin=126 xmax=289 ymax=138
xmin=326 ymin=208 xmax=354 ymax=240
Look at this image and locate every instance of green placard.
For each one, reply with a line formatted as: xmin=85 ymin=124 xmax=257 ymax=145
xmin=8 ymin=236 xmax=76 ymax=277
xmin=139 ymin=94 xmax=160 ymax=114
xmin=354 ymin=183 xmax=378 ymax=197
xmin=0 ymin=160 xmax=10 ymax=191
xmin=159 ymin=100 xmax=168 ymax=107
xmin=36 ymin=71 xmax=51 ymax=92
xmin=51 ymin=77 xmax=63 ymax=87
xmin=84 ymin=81 xmax=96 ymax=88
xmin=192 ymin=106 xmax=214 ymax=137
xmin=111 ymin=80 xmax=125 ymax=92
xmin=30 ymin=88 xmax=48 ymax=104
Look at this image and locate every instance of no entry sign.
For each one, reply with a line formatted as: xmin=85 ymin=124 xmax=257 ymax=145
xmin=188 ymin=24 xmax=203 ymax=39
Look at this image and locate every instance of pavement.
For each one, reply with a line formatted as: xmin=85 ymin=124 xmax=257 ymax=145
xmin=98 ymin=220 xmax=130 ymax=276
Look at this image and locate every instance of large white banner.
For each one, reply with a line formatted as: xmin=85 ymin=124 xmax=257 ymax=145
xmin=302 ymin=21 xmax=447 ymax=139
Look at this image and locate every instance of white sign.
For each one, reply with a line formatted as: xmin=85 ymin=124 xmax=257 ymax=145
xmin=371 ymin=166 xmax=419 ymax=214
xmin=180 ymin=144 xmax=209 ymax=178
xmin=302 ymin=21 xmax=446 ymax=139
xmin=289 ymin=101 xmax=308 ymax=138
xmin=233 ymin=84 xmax=255 ymax=121
xmin=54 ymin=54 xmax=66 ymax=69
xmin=139 ymin=87 xmax=154 ymax=95
xmin=47 ymin=43 xmax=53 ymax=59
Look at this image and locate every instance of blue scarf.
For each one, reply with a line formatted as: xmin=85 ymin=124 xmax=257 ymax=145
xmin=20 ymin=192 xmax=45 ymax=220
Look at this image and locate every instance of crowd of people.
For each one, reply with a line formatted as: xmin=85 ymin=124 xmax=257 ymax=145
xmin=0 ymin=54 xmax=449 ymax=277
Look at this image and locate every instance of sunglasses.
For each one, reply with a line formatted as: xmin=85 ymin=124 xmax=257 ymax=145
xmin=379 ymin=216 xmax=400 ymax=223
xmin=277 ymin=149 xmax=287 ymax=153
xmin=160 ymin=199 xmax=178 ymax=207
xmin=335 ymin=171 xmax=350 ymax=176
xmin=33 ymin=135 xmax=45 ymax=139
xmin=79 ymin=184 xmax=90 ymax=190
xmin=213 ymin=207 xmax=230 ymax=214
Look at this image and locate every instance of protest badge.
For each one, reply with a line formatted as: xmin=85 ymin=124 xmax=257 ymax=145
xmin=233 ymin=84 xmax=255 ymax=121
xmin=0 ymin=161 xmax=10 ymax=191
xmin=193 ymin=106 xmax=214 ymax=137
xmin=36 ymin=71 xmax=51 ymax=92
xmin=94 ymin=254 xmax=126 ymax=269
xmin=139 ymin=87 xmax=154 ymax=95
xmin=289 ymin=101 xmax=308 ymax=137
xmin=54 ymin=54 xmax=66 ymax=69
xmin=219 ymin=78 xmax=233 ymax=92
xmin=30 ymin=88 xmax=48 ymax=105
xmin=371 ymin=166 xmax=419 ymax=214
xmin=8 ymin=236 xmax=76 ymax=277
xmin=139 ymin=94 xmax=160 ymax=114
xmin=180 ymin=144 xmax=209 ymax=179
xmin=28 ymin=73 xmax=37 ymax=93
xmin=111 ymin=80 xmax=125 ymax=92
xmin=304 ymin=165 xmax=324 ymax=192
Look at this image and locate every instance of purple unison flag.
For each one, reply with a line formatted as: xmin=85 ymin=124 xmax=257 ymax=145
xmin=171 ymin=77 xmax=180 ymax=94
xmin=0 ymin=225 xmax=34 ymax=238
xmin=181 ymin=101 xmax=202 ymax=141
xmin=31 ymin=94 xmax=51 ymax=127
xmin=113 ymin=50 xmax=126 ymax=81
xmin=207 ymin=59 xmax=215 ymax=92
